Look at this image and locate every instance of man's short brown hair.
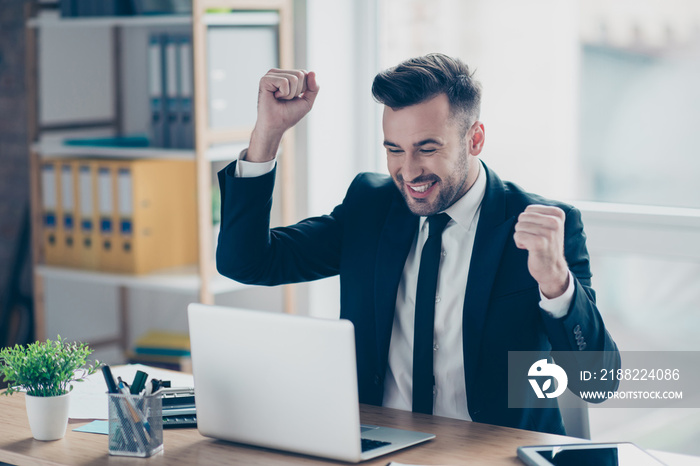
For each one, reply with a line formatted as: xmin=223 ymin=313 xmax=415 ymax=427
xmin=372 ymin=53 xmax=482 ymax=133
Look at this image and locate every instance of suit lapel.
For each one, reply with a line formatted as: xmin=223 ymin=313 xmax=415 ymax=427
xmin=374 ymin=197 xmax=418 ymax=376
xmin=463 ymin=165 xmax=516 ymax=397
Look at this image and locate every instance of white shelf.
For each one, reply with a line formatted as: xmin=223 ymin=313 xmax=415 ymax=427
xmin=32 ymin=140 xmax=193 ymax=159
xmin=204 ymin=12 xmax=279 ymax=27
xmin=27 ymin=12 xmax=279 ymax=29
xmin=32 ymin=139 xmax=246 ymax=162
xmin=36 ymin=264 xmax=251 ymax=295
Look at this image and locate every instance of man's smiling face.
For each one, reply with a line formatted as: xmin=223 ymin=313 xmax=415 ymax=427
xmin=384 ymin=93 xmax=481 ymax=216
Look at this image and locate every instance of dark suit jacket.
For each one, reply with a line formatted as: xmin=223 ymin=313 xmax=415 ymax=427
xmin=216 ymin=161 xmax=620 ymax=435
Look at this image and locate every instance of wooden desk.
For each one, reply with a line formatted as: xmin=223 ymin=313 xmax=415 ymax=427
xmin=0 ymin=393 xmax=580 ymax=465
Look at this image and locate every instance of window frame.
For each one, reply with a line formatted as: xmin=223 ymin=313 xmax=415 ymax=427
xmin=575 ymin=201 xmax=700 ymax=262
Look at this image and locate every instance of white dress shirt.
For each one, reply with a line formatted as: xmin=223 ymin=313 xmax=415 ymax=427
xmin=381 ymin=164 xmax=486 ymax=420
xmin=234 ymin=152 xmax=575 ymax=420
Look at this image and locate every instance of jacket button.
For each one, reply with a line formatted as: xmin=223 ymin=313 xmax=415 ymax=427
xmin=374 ymin=375 xmax=381 ymax=385
xmin=573 ymin=324 xmax=581 ymax=334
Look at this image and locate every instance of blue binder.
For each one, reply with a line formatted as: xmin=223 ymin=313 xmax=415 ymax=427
xmin=177 ymin=34 xmax=194 ymax=149
xmin=164 ymin=34 xmax=179 ymax=149
xmin=148 ymin=34 xmax=167 ymax=148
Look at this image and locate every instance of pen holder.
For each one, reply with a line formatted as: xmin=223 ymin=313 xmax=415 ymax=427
xmin=108 ymin=392 xmax=163 ymax=457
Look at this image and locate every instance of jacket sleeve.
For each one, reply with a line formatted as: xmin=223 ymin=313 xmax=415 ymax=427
xmin=540 ymin=206 xmax=621 ymax=398
xmin=215 ymin=161 xmax=344 ymax=286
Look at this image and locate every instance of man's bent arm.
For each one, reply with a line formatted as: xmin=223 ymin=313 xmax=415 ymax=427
xmin=541 ymin=206 xmax=620 ymax=397
xmin=216 ymin=161 xmax=344 ymax=286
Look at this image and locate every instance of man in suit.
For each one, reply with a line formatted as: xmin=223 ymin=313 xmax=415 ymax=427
xmin=216 ymin=54 xmax=619 ymax=435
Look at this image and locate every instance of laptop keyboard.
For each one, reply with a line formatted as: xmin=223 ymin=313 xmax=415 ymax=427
xmin=361 ymin=438 xmax=392 ymax=452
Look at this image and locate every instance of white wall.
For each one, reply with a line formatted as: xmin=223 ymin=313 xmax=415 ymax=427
xmin=303 ymin=0 xmax=381 ymax=318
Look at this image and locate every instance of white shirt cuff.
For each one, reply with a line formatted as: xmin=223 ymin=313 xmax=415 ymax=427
xmin=235 ymin=148 xmax=277 ymax=178
xmin=539 ymin=270 xmax=575 ymax=319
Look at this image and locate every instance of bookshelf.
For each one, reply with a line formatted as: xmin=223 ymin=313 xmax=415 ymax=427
xmin=25 ymin=0 xmax=296 ymax=352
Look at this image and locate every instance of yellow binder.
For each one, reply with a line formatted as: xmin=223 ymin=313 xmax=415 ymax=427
xmin=40 ymin=161 xmax=62 ymax=266
xmin=76 ymin=160 xmax=99 ymax=270
xmin=110 ymin=158 xmax=197 ymax=274
xmin=96 ymin=160 xmax=120 ymax=272
xmin=58 ymin=160 xmax=77 ymax=267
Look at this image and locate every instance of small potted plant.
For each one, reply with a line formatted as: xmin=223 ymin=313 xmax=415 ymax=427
xmin=0 ymin=335 xmax=100 ymax=441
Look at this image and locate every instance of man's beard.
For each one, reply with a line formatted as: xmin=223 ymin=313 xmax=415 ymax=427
xmin=394 ymin=150 xmax=469 ymax=217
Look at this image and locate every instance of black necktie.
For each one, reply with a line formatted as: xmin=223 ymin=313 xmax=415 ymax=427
xmin=412 ymin=213 xmax=451 ymax=415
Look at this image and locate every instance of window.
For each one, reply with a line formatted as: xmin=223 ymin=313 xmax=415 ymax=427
xmin=376 ymin=0 xmax=700 ymax=452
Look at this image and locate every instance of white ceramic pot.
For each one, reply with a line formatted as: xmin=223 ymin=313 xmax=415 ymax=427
xmin=25 ymin=392 xmax=71 ymax=441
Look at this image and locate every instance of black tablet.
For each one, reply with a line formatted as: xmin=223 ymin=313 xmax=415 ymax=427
xmin=517 ymin=442 xmax=666 ymax=466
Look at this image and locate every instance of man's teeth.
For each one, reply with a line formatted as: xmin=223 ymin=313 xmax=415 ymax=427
xmin=411 ymin=182 xmax=433 ymax=193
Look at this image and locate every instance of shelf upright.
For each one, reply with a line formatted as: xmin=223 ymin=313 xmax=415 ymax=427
xmin=191 ymin=0 xmax=212 ymax=306
xmin=192 ymin=0 xmax=297 ymax=312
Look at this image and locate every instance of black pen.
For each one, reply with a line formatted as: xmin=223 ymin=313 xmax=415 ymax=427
xmin=102 ymin=365 xmax=125 ymax=446
xmin=131 ymin=370 xmax=148 ymax=395
xmin=102 ymin=365 xmax=119 ymax=394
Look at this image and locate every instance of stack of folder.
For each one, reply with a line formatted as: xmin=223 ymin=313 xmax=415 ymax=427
xmin=40 ymin=157 xmax=197 ymax=274
xmin=127 ymin=330 xmax=192 ymax=372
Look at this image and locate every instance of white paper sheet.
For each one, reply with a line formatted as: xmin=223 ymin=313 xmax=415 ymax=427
xmin=68 ymin=364 xmax=194 ymax=420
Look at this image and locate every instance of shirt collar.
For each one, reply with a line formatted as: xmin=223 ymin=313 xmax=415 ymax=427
xmin=419 ymin=160 xmax=487 ymax=234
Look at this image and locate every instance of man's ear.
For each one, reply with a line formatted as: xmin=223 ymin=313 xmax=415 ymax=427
xmin=468 ymin=122 xmax=485 ymax=156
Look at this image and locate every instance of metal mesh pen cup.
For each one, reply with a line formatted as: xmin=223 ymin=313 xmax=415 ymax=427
xmin=108 ymin=392 xmax=164 ymax=457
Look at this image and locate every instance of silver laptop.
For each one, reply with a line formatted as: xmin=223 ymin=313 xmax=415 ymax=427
xmin=187 ymin=303 xmax=435 ymax=463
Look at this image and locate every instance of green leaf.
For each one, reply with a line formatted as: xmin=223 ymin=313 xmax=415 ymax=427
xmin=0 ymin=336 xmax=101 ymax=397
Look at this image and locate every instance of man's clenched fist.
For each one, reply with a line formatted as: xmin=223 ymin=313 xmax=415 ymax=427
xmin=513 ymin=204 xmax=570 ymax=298
xmin=247 ymin=69 xmax=320 ymax=163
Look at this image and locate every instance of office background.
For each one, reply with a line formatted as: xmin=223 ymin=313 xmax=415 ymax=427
xmin=1 ymin=0 xmax=699 ymax=457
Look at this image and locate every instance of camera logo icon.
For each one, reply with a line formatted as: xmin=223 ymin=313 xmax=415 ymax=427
xmin=528 ymin=359 xmax=568 ymax=399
